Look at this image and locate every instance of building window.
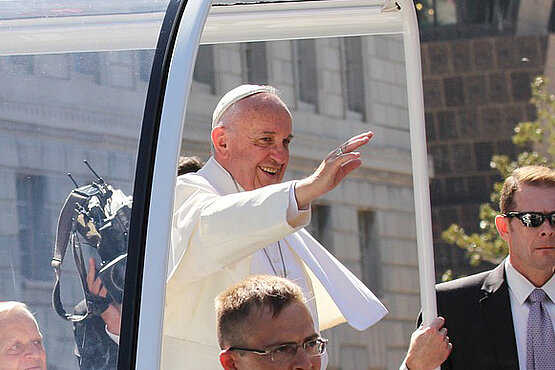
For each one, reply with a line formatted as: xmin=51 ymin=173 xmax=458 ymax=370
xmin=138 ymin=50 xmax=155 ymax=82
xmin=307 ymin=204 xmax=333 ymax=253
xmin=243 ymin=42 xmax=268 ymax=84
xmin=73 ymin=52 xmax=101 ymax=84
xmin=105 ymin=51 xmax=135 ymax=89
xmin=342 ymin=37 xmax=365 ymax=120
xmin=35 ymin=54 xmax=70 ymax=80
xmin=415 ymin=0 xmax=457 ymax=27
xmin=7 ymin=55 xmax=34 ymax=74
xmin=358 ymin=210 xmax=382 ymax=297
xmin=549 ymin=2 xmax=555 ymax=32
xmin=16 ymin=175 xmax=52 ymax=281
xmin=193 ymin=45 xmax=216 ymax=95
xmin=294 ymin=39 xmax=318 ymax=109
xmin=416 ymin=0 xmax=520 ymax=40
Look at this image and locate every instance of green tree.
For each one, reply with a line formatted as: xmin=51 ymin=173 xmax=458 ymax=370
xmin=441 ymin=76 xmax=554 ymax=268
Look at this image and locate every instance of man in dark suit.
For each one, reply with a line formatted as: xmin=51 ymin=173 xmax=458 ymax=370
xmin=404 ymin=165 xmax=554 ymax=370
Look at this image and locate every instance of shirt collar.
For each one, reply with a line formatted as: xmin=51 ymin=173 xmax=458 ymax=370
xmin=201 ymin=157 xmax=245 ymax=194
xmin=505 ymin=259 xmax=555 ymax=304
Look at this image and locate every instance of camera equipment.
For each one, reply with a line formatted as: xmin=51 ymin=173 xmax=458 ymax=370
xmin=51 ymin=160 xmax=132 ymax=322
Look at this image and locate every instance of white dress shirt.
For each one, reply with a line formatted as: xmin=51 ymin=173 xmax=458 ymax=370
xmin=505 ymin=259 xmax=555 ymax=370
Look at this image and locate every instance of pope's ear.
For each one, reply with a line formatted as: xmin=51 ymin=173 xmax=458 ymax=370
xmin=211 ymin=126 xmax=229 ymax=159
xmin=495 ymin=215 xmax=510 ymax=242
xmin=219 ymin=350 xmax=238 ymax=370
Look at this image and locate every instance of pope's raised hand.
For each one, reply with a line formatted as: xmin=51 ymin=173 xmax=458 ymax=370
xmin=295 ymin=131 xmax=373 ymax=209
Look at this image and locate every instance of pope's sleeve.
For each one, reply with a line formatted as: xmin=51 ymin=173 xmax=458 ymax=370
xmin=168 ymin=177 xmax=310 ymax=284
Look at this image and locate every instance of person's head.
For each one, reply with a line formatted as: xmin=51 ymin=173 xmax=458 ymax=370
xmin=216 ymin=275 xmax=325 ymax=370
xmin=0 ymin=302 xmax=47 ymax=370
xmin=495 ymin=165 xmax=555 ymax=286
xmin=177 ymin=155 xmax=204 ymax=176
xmin=211 ymin=85 xmax=293 ymax=191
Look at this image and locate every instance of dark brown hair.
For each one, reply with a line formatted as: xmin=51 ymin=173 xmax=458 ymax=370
xmin=177 ymin=156 xmax=204 ymax=176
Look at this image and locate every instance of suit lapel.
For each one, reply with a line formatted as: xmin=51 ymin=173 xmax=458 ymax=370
xmin=479 ymin=262 xmax=519 ymax=369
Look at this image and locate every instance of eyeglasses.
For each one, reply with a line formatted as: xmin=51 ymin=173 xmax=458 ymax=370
xmin=503 ymin=211 xmax=555 ymax=228
xmin=227 ymin=336 xmax=328 ymax=363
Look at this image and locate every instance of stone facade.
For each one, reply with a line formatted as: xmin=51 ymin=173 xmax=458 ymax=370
xmin=421 ymin=34 xmax=549 ymax=278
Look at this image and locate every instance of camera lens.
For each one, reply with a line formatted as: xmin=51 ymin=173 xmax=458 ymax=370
xmin=110 ymin=257 xmax=126 ymax=292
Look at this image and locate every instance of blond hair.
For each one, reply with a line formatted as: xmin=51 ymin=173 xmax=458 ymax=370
xmin=500 ymin=165 xmax=555 ymax=213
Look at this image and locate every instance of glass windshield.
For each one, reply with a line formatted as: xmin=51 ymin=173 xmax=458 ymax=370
xmin=0 ymin=0 xmax=169 ymax=20
xmin=164 ymin=34 xmax=414 ymax=369
xmin=0 ymin=2 xmax=169 ymax=369
xmin=0 ymin=0 xmax=304 ymax=19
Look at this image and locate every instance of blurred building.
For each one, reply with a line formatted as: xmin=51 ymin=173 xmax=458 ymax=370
xmin=416 ymin=0 xmax=555 ymax=279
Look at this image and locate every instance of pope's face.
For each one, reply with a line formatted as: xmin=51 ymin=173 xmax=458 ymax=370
xmin=0 ymin=312 xmax=47 ymax=370
xmin=230 ymin=302 xmax=321 ymax=370
xmin=499 ymin=184 xmax=555 ymax=284
xmin=217 ymin=94 xmax=293 ymax=191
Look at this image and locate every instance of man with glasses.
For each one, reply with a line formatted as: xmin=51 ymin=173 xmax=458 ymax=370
xmin=406 ymin=165 xmax=554 ymax=369
xmin=216 ymin=275 xmax=326 ymax=370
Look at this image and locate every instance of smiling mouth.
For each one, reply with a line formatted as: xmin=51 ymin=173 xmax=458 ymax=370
xmin=260 ymin=166 xmax=279 ymax=175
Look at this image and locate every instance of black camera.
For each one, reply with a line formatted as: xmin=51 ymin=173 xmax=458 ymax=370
xmin=51 ymin=162 xmax=131 ymax=370
xmin=52 ymin=161 xmax=132 ymax=321
xmin=98 ymin=254 xmax=127 ymax=304
xmin=76 ymin=184 xmax=132 ymax=304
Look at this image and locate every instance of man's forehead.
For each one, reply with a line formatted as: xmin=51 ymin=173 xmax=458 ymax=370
xmin=0 ymin=321 xmax=40 ymax=342
xmin=246 ymin=302 xmax=316 ymax=344
xmin=514 ymin=184 xmax=555 ymax=209
xmin=0 ymin=310 xmax=38 ymax=327
xmin=233 ymin=108 xmax=293 ymax=136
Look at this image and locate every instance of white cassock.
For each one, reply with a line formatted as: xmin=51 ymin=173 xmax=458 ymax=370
xmin=162 ymin=157 xmax=387 ymax=369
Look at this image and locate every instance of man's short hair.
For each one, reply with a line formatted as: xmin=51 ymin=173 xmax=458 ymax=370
xmin=215 ymin=275 xmax=306 ymax=349
xmin=500 ymin=165 xmax=555 ymax=213
xmin=177 ymin=156 xmax=204 ymax=176
xmin=0 ymin=301 xmax=38 ymax=326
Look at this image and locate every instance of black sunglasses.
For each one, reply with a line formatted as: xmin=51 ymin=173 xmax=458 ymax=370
xmin=503 ymin=211 xmax=555 ymax=228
